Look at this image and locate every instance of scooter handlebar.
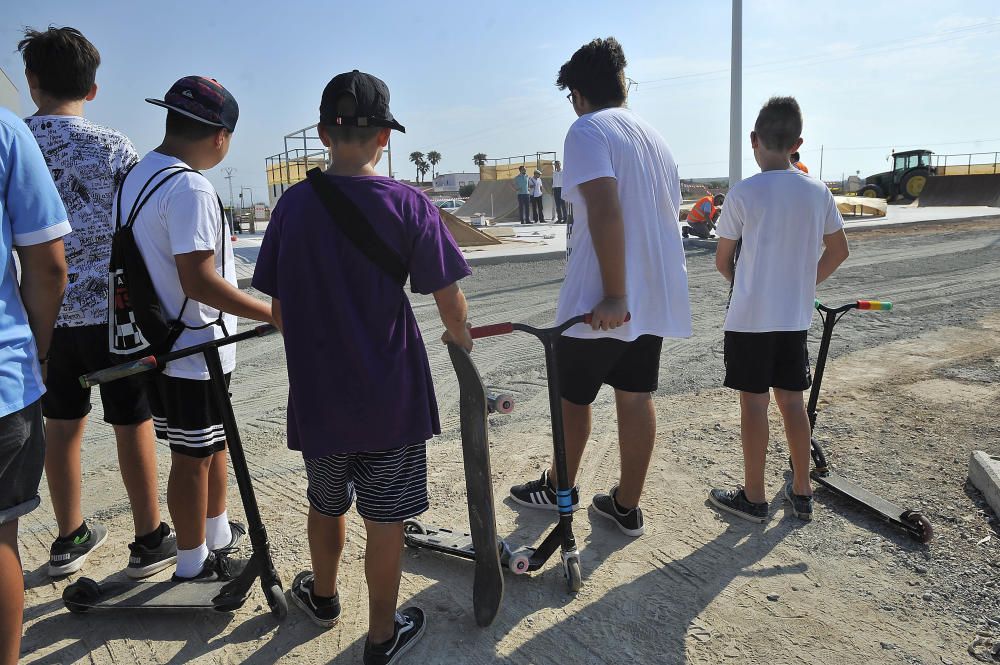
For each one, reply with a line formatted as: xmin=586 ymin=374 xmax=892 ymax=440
xmin=815 ymin=299 xmax=893 ymax=314
xmin=856 ymin=300 xmax=892 ymax=311
xmin=469 ymin=312 xmax=631 ymax=340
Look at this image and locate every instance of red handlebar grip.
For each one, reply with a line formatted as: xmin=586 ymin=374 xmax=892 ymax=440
xmin=470 ymin=322 xmax=515 ymax=339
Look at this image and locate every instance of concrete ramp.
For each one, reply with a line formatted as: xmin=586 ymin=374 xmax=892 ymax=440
xmin=918 ymin=174 xmax=1000 ymax=207
xmin=440 ymin=209 xmax=501 ymax=247
xmin=456 ymin=178 xmax=555 ymax=221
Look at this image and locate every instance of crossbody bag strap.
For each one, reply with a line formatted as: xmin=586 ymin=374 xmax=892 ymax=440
xmin=306 ymin=168 xmax=408 ymax=288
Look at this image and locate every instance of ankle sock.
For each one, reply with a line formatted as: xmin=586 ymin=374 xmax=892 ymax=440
xmin=135 ymin=522 xmax=167 ymax=549
xmin=57 ymin=521 xmax=89 ymax=544
xmin=206 ymin=512 xmax=232 ymax=550
xmin=175 ymin=542 xmax=209 ymax=578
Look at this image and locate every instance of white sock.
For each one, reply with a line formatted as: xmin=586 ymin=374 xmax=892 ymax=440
xmin=175 ymin=543 xmax=209 ymax=578
xmin=206 ymin=512 xmax=232 ymax=551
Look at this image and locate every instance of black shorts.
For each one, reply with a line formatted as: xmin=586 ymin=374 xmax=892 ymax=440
xmin=304 ymin=443 xmax=428 ymax=523
xmin=723 ymin=331 xmax=812 ymax=394
xmin=557 ymin=334 xmax=663 ymax=405
xmin=146 ymin=373 xmax=231 ymax=458
xmin=42 ymin=325 xmax=151 ymax=425
xmin=0 ymin=401 xmax=45 ymax=525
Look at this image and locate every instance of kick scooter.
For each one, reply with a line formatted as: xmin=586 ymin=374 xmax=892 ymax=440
xmin=806 ymin=299 xmax=933 ymax=544
xmin=62 ymin=325 xmax=288 ymax=618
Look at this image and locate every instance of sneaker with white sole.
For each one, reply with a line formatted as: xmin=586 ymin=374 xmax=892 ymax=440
xmin=591 ymin=486 xmax=645 ymax=537
xmin=48 ymin=522 xmax=108 ymax=577
xmin=290 ymin=571 xmax=342 ymax=628
xmin=509 ymin=469 xmax=580 ymax=511
xmin=363 ymin=607 xmax=426 ymax=665
xmin=708 ymin=487 xmax=768 ymax=524
xmin=783 ymin=482 xmax=814 ymax=521
xmin=126 ymin=523 xmax=178 ymax=579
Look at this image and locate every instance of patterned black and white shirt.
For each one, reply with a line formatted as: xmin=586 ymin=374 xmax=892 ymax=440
xmin=24 ymin=115 xmax=138 ymax=327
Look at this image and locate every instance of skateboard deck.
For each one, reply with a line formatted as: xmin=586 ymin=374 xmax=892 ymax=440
xmin=446 ymin=344 xmax=504 ymax=626
xmin=63 ymin=577 xmax=248 ymax=613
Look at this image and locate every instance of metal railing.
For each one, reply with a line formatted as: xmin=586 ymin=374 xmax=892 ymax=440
xmin=929 ymin=151 xmax=1000 ymax=176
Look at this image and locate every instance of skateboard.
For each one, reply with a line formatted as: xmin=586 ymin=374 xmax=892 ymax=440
xmin=803 ymin=300 xmax=933 ymax=543
xmin=405 ymin=344 xmax=503 ymax=627
xmin=63 ymin=325 xmax=287 ymax=619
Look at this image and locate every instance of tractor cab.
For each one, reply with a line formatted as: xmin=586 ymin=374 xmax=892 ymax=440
xmin=860 ymin=149 xmax=935 ymax=201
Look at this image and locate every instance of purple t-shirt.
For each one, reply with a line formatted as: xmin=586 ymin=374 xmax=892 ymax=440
xmin=252 ymin=174 xmax=471 ymax=458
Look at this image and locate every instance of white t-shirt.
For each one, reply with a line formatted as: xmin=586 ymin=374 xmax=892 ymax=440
xmin=556 ymin=107 xmax=691 ymax=341
xmin=552 ymin=169 xmax=564 ymax=188
xmin=716 ymin=168 xmax=845 ymax=332
xmin=116 ymin=151 xmax=237 ymax=379
xmin=528 ymin=176 xmax=544 ymax=197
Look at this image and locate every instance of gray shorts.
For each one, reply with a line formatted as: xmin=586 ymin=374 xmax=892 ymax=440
xmin=0 ymin=400 xmax=45 ymax=525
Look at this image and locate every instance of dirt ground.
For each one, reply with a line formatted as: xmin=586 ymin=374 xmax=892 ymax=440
xmin=17 ymin=216 xmax=1000 ymax=664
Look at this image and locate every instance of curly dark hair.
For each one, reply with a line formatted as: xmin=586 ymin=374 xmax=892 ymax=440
xmin=18 ymin=26 xmax=100 ymax=101
xmin=556 ymin=37 xmax=628 ymax=107
xmin=754 ymin=97 xmax=803 ymax=152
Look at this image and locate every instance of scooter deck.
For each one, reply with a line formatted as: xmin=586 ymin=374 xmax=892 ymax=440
xmin=813 ymin=469 xmax=926 ymax=538
xmin=447 ymin=344 xmax=504 ymax=627
xmin=63 ymin=577 xmax=247 ymax=612
xmin=405 ymin=525 xmax=477 ymax=561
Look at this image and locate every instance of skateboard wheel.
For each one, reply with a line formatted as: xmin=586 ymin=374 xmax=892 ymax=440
xmin=509 ymin=551 xmax=531 ymax=574
xmin=566 ymin=558 xmax=583 ymax=593
xmin=266 ymin=583 xmax=288 ymax=620
xmin=63 ymin=577 xmax=101 ymax=613
xmin=487 ymin=392 xmax=515 ymax=415
xmin=403 ymin=519 xmax=427 ymax=535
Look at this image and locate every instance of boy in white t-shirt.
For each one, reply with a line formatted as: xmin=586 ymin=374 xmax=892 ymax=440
xmin=709 ymin=97 xmax=849 ymax=523
xmin=509 ymin=38 xmax=691 ymax=537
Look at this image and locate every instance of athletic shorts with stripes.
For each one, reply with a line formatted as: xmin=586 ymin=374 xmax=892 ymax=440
xmin=145 ymin=373 xmax=231 ymax=458
xmin=304 ymin=442 xmax=429 ymax=523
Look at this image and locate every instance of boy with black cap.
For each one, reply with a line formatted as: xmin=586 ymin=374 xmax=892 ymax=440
xmin=117 ymin=76 xmax=273 ymax=580
xmin=252 ymin=70 xmax=472 ymax=664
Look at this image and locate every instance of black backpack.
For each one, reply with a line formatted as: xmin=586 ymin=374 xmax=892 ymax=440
xmin=108 ymin=164 xmax=227 ymax=359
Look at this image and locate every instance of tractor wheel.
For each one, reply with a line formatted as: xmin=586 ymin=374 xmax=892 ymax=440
xmin=899 ymin=169 xmax=930 ymax=201
xmin=859 ymin=184 xmax=883 ymax=199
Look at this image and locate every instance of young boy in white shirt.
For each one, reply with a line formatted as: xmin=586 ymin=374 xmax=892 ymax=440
xmin=709 ymin=97 xmax=849 ymax=523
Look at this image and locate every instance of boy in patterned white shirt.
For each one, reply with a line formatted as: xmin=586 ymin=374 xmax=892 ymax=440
xmin=20 ymin=26 xmax=176 ymax=579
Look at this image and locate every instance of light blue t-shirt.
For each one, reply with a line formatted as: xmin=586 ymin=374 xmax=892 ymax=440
xmin=0 ymin=107 xmax=71 ymax=417
xmin=514 ymin=173 xmax=528 ymax=195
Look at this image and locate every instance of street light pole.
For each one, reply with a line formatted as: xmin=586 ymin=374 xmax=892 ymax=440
xmin=222 ymin=168 xmax=236 ymax=225
xmin=729 ymin=0 xmax=743 ymax=188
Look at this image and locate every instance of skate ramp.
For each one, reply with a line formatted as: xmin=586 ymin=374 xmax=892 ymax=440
xmin=918 ymin=174 xmax=1000 ymax=207
xmin=456 ymin=178 xmax=555 ymax=221
xmin=833 ymin=196 xmax=887 ymax=217
xmin=440 ymin=209 xmax=501 ymax=247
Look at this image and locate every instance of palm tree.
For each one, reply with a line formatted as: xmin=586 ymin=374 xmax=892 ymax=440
xmin=409 ymin=151 xmax=425 ymax=181
xmin=472 ymin=153 xmax=488 ymax=166
xmin=415 ymin=158 xmax=430 ymax=184
xmin=427 ymin=151 xmax=442 ymax=179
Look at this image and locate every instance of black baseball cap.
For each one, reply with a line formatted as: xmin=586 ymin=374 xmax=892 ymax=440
xmin=146 ymin=76 xmax=239 ymax=132
xmin=319 ymin=70 xmax=405 ymax=133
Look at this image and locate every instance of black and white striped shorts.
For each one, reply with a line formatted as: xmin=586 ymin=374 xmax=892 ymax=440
xmin=304 ymin=443 xmax=428 ymax=523
xmin=145 ymin=373 xmax=231 ymax=458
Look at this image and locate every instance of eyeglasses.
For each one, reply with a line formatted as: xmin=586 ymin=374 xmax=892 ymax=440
xmin=566 ymin=92 xmax=574 ymax=104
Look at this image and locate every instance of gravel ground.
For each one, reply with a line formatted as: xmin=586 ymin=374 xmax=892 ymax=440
xmin=16 ymin=215 xmax=1000 ymax=664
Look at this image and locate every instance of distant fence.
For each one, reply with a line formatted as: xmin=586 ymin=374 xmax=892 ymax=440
xmin=931 ymin=152 xmax=1000 ymax=176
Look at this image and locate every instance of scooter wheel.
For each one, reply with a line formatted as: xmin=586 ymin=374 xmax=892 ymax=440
xmin=403 ymin=519 xmax=427 ymax=536
xmin=266 ymin=584 xmax=288 ymax=620
xmin=63 ymin=577 xmax=101 ymax=613
xmin=509 ymin=551 xmax=532 ymax=575
xmin=566 ymin=558 xmax=583 ymax=593
xmin=903 ymin=512 xmax=934 ymax=544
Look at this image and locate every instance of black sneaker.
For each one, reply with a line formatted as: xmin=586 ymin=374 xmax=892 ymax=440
xmin=363 ymin=607 xmax=427 ymax=665
xmin=708 ymin=488 xmax=769 ymax=524
xmin=212 ymin=521 xmax=247 ymax=554
xmin=784 ymin=482 xmax=814 ymax=521
xmin=290 ymin=571 xmax=342 ymax=628
xmin=48 ymin=522 xmax=108 ymax=577
xmin=591 ymin=486 xmax=644 ymax=537
xmin=171 ymin=551 xmax=248 ymax=583
xmin=509 ymin=469 xmax=580 ymax=512
xmin=126 ymin=524 xmax=178 ymax=579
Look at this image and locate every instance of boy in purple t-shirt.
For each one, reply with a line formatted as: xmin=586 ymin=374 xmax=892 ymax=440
xmin=252 ymin=71 xmax=472 ymax=665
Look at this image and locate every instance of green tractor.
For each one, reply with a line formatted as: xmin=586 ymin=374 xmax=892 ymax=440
xmin=858 ymin=149 xmax=936 ymax=202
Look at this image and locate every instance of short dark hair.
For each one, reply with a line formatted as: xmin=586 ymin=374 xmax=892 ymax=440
xmin=556 ymin=37 xmax=628 ymax=107
xmin=322 ymin=94 xmax=381 ymax=145
xmin=754 ymin=97 xmax=803 ymax=152
xmin=165 ymin=110 xmax=227 ymax=142
xmin=18 ymin=26 xmax=100 ymax=101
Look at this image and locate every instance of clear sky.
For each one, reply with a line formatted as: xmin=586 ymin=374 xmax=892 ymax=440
xmin=3 ymin=0 xmax=999 ymax=202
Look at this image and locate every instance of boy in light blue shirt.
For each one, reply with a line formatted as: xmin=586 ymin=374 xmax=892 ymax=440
xmin=0 ymin=106 xmax=70 ymax=665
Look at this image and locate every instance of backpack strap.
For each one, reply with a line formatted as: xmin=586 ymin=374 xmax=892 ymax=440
xmin=306 ymin=168 xmax=408 ymax=288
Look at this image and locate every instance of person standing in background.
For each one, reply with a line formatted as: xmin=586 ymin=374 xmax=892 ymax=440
xmin=552 ymin=160 xmax=567 ymax=223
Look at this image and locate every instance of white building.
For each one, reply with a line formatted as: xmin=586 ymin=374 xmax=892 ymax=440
xmin=433 ymin=172 xmax=479 ymax=193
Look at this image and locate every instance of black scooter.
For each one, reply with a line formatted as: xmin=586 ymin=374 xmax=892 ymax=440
xmin=806 ymin=299 xmax=933 ymax=544
xmin=62 ymin=325 xmax=288 ymax=619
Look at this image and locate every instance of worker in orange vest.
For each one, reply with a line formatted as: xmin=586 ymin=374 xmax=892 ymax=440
xmin=682 ymin=193 xmax=724 ymax=239
xmin=791 ymin=151 xmax=809 ymax=173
